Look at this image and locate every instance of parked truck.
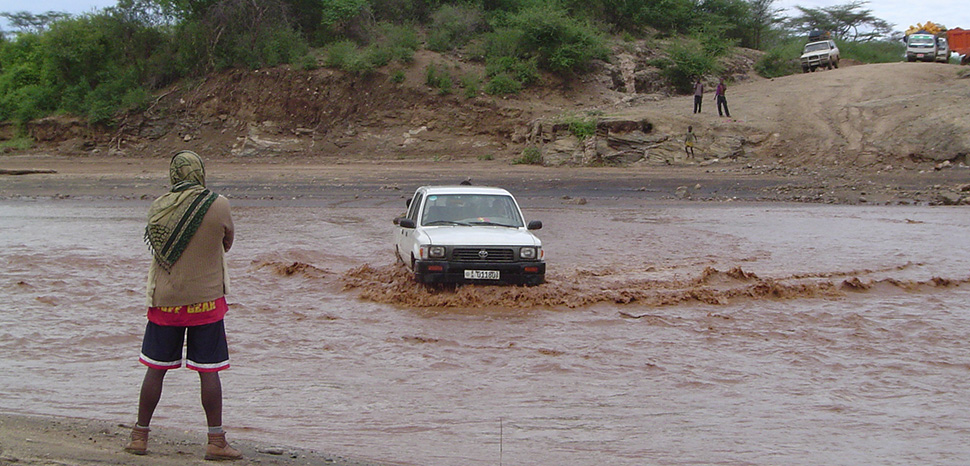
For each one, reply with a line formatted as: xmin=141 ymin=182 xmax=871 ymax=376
xmin=948 ymin=28 xmax=970 ymax=65
xmin=906 ymin=31 xmax=940 ymax=61
xmin=904 ymin=21 xmax=946 ymax=62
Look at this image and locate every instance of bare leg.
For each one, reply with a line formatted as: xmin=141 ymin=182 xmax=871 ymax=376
xmin=199 ymin=371 xmax=223 ymax=428
xmin=137 ymin=368 xmax=167 ymax=427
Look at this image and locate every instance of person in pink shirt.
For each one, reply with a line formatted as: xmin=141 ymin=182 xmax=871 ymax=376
xmin=715 ymin=78 xmax=731 ymax=118
xmin=126 ymin=150 xmax=241 ymax=461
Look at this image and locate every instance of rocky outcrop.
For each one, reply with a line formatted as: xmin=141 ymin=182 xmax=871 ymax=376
xmin=529 ymin=117 xmax=752 ymax=166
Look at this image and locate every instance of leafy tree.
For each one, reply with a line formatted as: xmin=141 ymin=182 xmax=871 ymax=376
xmin=505 ymin=4 xmax=608 ymax=74
xmin=427 ymin=4 xmax=486 ymax=52
xmin=0 ymin=11 xmax=71 ymax=34
xmin=657 ymin=40 xmax=721 ymax=93
xmin=319 ymin=0 xmax=372 ymax=43
xmin=745 ymin=0 xmax=783 ymax=49
xmin=696 ymin=0 xmax=750 ymax=43
xmin=178 ymin=0 xmax=306 ymax=71
xmin=785 ymin=1 xmax=892 ymax=42
xmin=149 ymin=0 xmax=219 ymax=20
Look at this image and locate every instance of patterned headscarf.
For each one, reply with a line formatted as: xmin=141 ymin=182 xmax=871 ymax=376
xmin=145 ymin=151 xmax=219 ymax=271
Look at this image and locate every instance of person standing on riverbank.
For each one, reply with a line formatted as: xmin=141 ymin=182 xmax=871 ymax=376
xmin=715 ymin=78 xmax=731 ymax=118
xmin=693 ymin=78 xmax=704 ymax=114
xmin=684 ymin=126 xmax=697 ymax=158
xmin=126 ymin=150 xmax=240 ymax=461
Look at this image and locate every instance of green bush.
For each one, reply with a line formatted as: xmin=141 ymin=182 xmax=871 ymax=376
xmin=460 ymin=73 xmax=481 ymax=98
xmin=425 ymin=63 xmax=453 ymax=94
xmin=506 ymin=5 xmax=608 ymax=74
xmin=7 ymin=84 xmax=55 ymax=124
xmin=755 ymin=39 xmax=810 ymax=78
xmin=326 ymin=40 xmax=365 ymax=69
xmin=427 ymin=4 xmax=486 ymax=52
xmin=661 ymin=41 xmax=720 ymax=93
xmin=298 ymin=54 xmax=320 ymax=70
xmin=513 ymin=146 xmax=542 ymax=165
xmin=473 ymin=28 xmax=523 ymax=62
xmin=556 ymin=113 xmax=597 ymax=140
xmin=324 ymin=22 xmax=417 ymax=74
xmin=390 ymin=69 xmax=406 ymax=83
xmin=319 ymin=0 xmax=371 ymax=42
xmin=484 ymin=72 xmax=521 ymax=95
xmin=754 ymin=48 xmax=799 ymax=78
xmin=256 ymin=27 xmax=309 ymax=68
xmin=0 ymin=136 xmax=34 ymax=151
xmin=485 ymin=55 xmax=538 ymax=85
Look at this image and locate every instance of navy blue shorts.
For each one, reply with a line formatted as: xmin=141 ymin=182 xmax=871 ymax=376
xmin=139 ymin=320 xmax=230 ymax=372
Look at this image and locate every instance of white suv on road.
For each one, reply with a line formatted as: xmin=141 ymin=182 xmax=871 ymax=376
xmin=801 ymin=40 xmax=840 ymax=72
xmin=394 ymin=185 xmax=545 ymax=285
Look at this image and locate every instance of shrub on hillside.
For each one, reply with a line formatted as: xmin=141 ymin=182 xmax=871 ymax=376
xmin=427 ymin=4 xmax=486 ymax=52
xmin=505 ymin=5 xmax=608 ymax=74
xmin=513 ymin=146 xmax=542 ymax=165
xmin=659 ymin=41 xmax=721 ymax=93
xmin=425 ymin=63 xmax=454 ymax=94
xmin=754 ymin=48 xmax=799 ymax=78
xmin=325 ymin=40 xmax=375 ymax=73
xmin=323 ymin=23 xmax=417 ymax=74
xmin=484 ymin=72 xmax=521 ymax=95
xmin=319 ymin=0 xmax=372 ymax=43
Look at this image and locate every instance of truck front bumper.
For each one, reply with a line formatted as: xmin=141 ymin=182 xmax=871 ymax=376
xmin=414 ymin=260 xmax=546 ymax=285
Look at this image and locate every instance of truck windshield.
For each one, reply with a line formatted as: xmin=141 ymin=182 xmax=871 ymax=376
xmin=421 ymin=194 xmax=524 ymax=227
xmin=910 ymin=38 xmax=934 ymax=46
xmin=805 ymin=42 xmax=829 ymax=52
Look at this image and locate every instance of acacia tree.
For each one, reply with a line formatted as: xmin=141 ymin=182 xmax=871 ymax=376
xmin=785 ymin=0 xmax=892 ymax=41
xmin=746 ymin=0 xmax=783 ymax=49
xmin=0 ymin=11 xmax=71 ymax=34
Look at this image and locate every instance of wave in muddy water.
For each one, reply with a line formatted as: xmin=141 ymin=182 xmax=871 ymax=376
xmin=337 ymin=263 xmax=970 ymax=309
xmin=251 ymin=259 xmax=332 ymax=278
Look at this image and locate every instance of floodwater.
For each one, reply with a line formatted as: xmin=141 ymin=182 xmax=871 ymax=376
xmin=3 ymin=197 xmax=970 ymax=466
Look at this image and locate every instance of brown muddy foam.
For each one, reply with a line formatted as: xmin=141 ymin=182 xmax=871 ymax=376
xmin=336 ymin=263 xmax=970 ymax=309
xmin=253 ymin=259 xmax=331 ymax=278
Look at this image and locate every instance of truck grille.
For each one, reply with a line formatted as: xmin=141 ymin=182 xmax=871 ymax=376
xmin=453 ymin=248 xmax=515 ymax=262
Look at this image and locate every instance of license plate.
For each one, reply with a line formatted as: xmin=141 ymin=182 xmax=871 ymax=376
xmin=918 ymin=54 xmax=924 ymax=58
xmin=464 ymin=270 xmax=500 ymax=280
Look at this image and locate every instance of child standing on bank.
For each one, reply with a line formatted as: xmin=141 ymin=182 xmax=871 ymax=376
xmin=684 ymin=126 xmax=697 ymax=158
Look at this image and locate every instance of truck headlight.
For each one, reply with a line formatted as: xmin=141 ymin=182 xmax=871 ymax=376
xmin=428 ymin=246 xmax=446 ymax=258
xmin=520 ymin=247 xmax=537 ymax=260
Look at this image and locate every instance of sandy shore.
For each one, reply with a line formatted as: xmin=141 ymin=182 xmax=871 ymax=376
xmin=0 ymin=412 xmax=395 ymax=466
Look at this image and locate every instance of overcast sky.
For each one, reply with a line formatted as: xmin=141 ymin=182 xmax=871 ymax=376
xmin=774 ymin=0 xmax=969 ymax=34
xmin=1 ymin=0 xmax=969 ymax=36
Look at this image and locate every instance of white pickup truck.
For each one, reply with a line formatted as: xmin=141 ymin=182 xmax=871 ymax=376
xmin=800 ymin=40 xmax=840 ymax=72
xmin=394 ymin=185 xmax=545 ymax=285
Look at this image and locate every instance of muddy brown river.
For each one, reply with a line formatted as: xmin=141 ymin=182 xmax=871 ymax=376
xmin=3 ymin=194 xmax=970 ymax=465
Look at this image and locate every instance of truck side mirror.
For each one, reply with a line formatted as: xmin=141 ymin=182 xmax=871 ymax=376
xmin=527 ymin=220 xmax=542 ymax=230
xmin=399 ymin=218 xmax=416 ymax=229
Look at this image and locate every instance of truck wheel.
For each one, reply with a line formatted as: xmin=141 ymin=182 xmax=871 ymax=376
xmin=802 ymin=66 xmax=809 ymax=73
xmin=833 ymin=58 xmax=839 ymax=69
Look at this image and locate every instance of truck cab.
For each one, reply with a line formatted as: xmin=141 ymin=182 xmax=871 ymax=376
xmin=906 ymin=33 xmax=938 ymax=62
